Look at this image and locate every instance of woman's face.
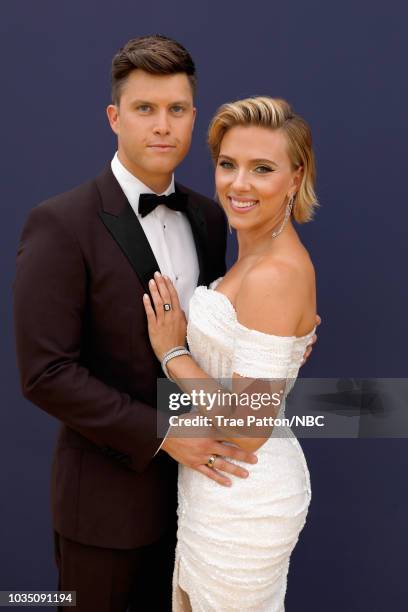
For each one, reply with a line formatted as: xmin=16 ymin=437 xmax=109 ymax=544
xmin=215 ymin=125 xmax=302 ymax=233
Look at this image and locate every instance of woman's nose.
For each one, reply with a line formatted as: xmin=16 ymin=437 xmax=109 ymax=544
xmin=231 ymin=170 xmax=251 ymax=191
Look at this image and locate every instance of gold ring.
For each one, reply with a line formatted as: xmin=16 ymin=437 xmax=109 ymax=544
xmin=206 ymin=454 xmax=217 ymax=469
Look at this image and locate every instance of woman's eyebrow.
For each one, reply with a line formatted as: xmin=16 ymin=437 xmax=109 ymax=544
xmin=219 ymin=154 xmax=278 ymax=166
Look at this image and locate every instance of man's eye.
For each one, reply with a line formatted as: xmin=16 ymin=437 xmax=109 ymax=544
xmin=171 ymin=105 xmax=184 ymax=113
xmin=254 ymin=165 xmax=273 ymax=174
xmin=219 ymin=160 xmax=234 ymax=169
xmin=137 ymin=105 xmax=151 ymax=112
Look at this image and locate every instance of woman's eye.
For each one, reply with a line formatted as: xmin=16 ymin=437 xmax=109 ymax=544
xmin=254 ymin=165 xmax=273 ymax=174
xmin=219 ymin=160 xmax=234 ymax=169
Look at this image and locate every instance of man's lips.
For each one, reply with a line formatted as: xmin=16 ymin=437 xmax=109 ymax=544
xmin=147 ymin=144 xmax=176 ymax=150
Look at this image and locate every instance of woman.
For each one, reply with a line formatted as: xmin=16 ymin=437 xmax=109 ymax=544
xmin=143 ymin=97 xmax=318 ymax=611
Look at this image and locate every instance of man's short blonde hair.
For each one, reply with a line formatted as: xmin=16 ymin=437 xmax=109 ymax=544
xmin=208 ymin=96 xmax=318 ymax=223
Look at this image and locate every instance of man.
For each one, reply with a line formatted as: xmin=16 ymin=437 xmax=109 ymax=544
xmin=14 ymin=35 xmax=317 ymax=611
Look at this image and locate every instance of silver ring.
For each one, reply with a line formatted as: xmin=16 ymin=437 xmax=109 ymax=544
xmin=163 ymin=303 xmax=172 ymax=312
xmin=206 ymin=454 xmax=217 ymax=469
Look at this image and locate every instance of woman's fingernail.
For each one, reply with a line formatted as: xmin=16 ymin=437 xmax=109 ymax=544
xmin=154 ymin=271 xmax=161 ymax=277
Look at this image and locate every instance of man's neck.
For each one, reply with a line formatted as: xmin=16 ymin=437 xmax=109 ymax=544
xmin=117 ymin=151 xmax=173 ymax=194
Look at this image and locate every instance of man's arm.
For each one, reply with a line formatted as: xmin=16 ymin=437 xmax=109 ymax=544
xmin=13 ymin=203 xmax=167 ymax=472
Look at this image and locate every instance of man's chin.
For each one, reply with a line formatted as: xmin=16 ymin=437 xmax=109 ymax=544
xmin=144 ymin=160 xmax=180 ymax=176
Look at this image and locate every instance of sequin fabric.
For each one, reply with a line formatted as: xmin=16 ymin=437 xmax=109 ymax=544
xmin=172 ymin=279 xmax=315 ymax=611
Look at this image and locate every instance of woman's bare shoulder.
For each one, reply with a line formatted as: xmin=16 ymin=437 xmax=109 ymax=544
xmin=235 ymin=247 xmax=316 ymax=336
xmin=244 ymin=244 xmax=315 ymax=292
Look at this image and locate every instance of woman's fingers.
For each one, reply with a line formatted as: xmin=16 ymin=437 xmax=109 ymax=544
xmin=143 ymin=293 xmax=156 ymax=327
xmin=149 ymin=272 xmax=183 ymax=318
xmin=163 ymin=275 xmax=182 ymax=310
xmin=148 ymin=278 xmax=165 ymax=324
xmin=153 ymin=271 xmax=172 ymax=307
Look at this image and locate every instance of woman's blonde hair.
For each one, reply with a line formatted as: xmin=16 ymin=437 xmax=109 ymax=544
xmin=208 ymin=96 xmax=318 ymax=223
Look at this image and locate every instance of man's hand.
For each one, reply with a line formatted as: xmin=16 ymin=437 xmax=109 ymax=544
xmin=161 ymin=434 xmax=258 ymax=487
xmin=301 ymin=314 xmax=321 ymax=365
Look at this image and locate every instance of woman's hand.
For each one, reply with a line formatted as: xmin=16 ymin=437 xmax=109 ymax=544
xmin=142 ymin=271 xmax=187 ymax=361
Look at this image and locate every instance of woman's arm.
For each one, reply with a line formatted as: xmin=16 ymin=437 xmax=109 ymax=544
xmin=143 ymin=265 xmax=313 ymax=452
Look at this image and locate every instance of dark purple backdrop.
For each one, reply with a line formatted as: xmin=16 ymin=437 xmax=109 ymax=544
xmin=2 ymin=1 xmax=407 ymax=610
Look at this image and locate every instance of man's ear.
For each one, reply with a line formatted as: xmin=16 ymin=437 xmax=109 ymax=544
xmin=106 ymin=104 xmax=119 ymax=135
xmin=191 ymin=106 xmax=197 ymax=130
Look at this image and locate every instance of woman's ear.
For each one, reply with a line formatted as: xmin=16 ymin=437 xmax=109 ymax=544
xmin=290 ymin=165 xmax=304 ymax=196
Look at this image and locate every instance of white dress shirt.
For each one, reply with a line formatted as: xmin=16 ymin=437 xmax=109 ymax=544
xmin=111 ymin=152 xmax=199 ymax=319
xmin=111 ymin=153 xmax=200 ymax=454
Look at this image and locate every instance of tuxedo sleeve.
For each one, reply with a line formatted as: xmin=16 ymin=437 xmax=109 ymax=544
xmin=13 ymin=203 xmax=168 ymax=472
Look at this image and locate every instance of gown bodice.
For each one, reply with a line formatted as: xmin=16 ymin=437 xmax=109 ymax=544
xmin=187 ymin=277 xmax=316 ymax=416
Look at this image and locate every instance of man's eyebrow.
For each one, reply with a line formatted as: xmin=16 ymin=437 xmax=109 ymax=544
xmin=218 ymin=154 xmax=278 ymax=166
xmin=130 ymin=99 xmax=192 ymax=106
xmin=130 ymin=99 xmax=154 ymax=106
xmin=168 ymin=99 xmax=191 ymax=106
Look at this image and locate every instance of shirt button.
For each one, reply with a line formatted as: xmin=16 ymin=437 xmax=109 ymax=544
xmin=163 ymin=224 xmax=166 ymax=229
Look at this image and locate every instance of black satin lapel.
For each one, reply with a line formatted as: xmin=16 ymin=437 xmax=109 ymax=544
xmin=184 ymin=200 xmax=208 ymax=286
xmin=99 ymin=202 xmax=160 ymax=294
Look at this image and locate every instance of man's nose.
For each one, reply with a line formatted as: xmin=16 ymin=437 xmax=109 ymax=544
xmin=153 ymin=111 xmax=171 ymax=135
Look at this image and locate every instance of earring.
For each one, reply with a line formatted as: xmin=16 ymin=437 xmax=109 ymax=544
xmin=271 ymin=195 xmax=294 ymax=239
xmin=228 ymin=221 xmax=232 ymax=235
xmin=287 ymin=194 xmax=295 ymax=212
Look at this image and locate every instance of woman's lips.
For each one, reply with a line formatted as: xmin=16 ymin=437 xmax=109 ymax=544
xmin=228 ymin=196 xmax=259 ymax=213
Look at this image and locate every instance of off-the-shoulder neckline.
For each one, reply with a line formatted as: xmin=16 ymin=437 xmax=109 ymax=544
xmin=197 ymin=280 xmax=316 ymax=341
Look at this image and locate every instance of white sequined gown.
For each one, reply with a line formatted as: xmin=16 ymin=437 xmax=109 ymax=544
xmin=172 ymin=279 xmax=315 ymax=612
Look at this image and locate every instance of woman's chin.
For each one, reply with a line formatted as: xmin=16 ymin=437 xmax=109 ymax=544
xmin=228 ymin=219 xmax=252 ymax=233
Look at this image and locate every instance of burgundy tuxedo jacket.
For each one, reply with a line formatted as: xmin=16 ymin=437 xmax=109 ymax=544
xmin=13 ymin=165 xmax=227 ymax=549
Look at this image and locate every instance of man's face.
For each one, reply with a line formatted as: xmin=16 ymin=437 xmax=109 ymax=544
xmin=107 ymin=70 xmax=196 ymax=191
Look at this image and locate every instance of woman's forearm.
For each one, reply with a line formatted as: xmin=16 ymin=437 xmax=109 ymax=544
xmin=166 ymin=355 xmax=273 ymax=451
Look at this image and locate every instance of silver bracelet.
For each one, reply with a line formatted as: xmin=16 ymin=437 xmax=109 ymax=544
xmin=162 ymin=347 xmax=191 ymax=381
xmin=161 ymin=346 xmax=186 ymax=362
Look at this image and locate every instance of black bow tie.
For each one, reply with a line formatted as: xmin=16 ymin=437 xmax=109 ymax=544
xmin=138 ymin=192 xmax=188 ymax=218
